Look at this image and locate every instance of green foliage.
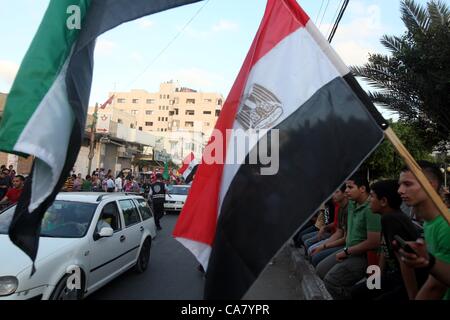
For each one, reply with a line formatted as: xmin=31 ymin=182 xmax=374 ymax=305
xmin=363 ymin=120 xmax=434 ymax=179
xmin=351 ymin=0 xmax=450 ymax=150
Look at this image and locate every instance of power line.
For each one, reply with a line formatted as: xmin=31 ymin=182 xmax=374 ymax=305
xmin=326 ymin=0 xmax=344 ymax=37
xmin=318 ymin=0 xmax=330 ymax=28
xmin=328 ymin=0 xmax=350 ymax=43
xmin=126 ymin=0 xmax=211 ymax=88
xmin=315 ymin=0 xmax=325 ymax=24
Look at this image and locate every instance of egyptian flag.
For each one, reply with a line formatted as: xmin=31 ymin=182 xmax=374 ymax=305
xmin=173 ymin=0 xmax=387 ymax=300
xmin=178 ymin=152 xmax=195 ymax=176
xmin=179 ymin=153 xmax=199 ymax=183
xmin=0 ymin=0 xmax=202 ymax=272
xmin=183 ymin=159 xmax=199 ymax=184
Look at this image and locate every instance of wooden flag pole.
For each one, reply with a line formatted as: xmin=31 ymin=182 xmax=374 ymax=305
xmin=385 ymin=127 xmax=450 ymax=224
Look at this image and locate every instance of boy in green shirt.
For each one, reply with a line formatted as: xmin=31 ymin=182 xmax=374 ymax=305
xmin=398 ymin=160 xmax=450 ymax=300
xmin=316 ymin=172 xmax=381 ymax=299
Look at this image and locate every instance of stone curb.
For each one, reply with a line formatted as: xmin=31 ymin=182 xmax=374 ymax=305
xmin=288 ymin=244 xmax=333 ymax=300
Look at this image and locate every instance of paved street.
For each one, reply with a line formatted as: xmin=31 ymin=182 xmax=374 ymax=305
xmin=88 ymin=213 xmax=204 ymax=300
xmin=88 ymin=213 xmax=303 ymax=300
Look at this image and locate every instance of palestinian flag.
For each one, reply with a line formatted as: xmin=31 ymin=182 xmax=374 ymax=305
xmin=0 ymin=0 xmax=202 ymax=271
xmin=173 ymin=0 xmax=388 ymax=299
xmin=163 ymin=162 xmax=170 ymax=180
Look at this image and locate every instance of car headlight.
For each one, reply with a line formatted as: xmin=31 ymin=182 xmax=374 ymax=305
xmin=0 ymin=276 xmax=18 ymax=296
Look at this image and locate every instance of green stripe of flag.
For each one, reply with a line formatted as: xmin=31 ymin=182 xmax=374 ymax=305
xmin=0 ymin=0 xmax=91 ymax=152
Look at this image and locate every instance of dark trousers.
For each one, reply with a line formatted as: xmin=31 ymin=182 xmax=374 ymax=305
xmin=350 ymin=273 xmax=409 ymax=300
xmin=293 ymin=224 xmax=318 ymax=247
xmin=153 ymin=200 xmax=164 ymax=229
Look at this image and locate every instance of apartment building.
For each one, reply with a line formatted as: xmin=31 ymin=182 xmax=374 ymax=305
xmin=110 ymin=81 xmax=223 ymax=138
xmin=0 ymin=93 xmax=33 ymax=174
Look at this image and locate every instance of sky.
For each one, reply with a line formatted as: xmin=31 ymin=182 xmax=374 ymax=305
xmin=0 ymin=0 xmax=429 ymax=119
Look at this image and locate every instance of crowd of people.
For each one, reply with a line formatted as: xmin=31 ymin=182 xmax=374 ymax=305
xmin=0 ymin=165 xmax=24 ymax=208
xmin=2 ymin=160 xmax=449 ymax=300
xmin=293 ymin=160 xmax=450 ymax=300
xmin=61 ymin=168 xmax=186 ymax=231
xmin=61 ymin=167 xmax=184 ymax=194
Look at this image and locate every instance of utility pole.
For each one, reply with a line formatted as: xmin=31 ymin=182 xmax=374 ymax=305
xmin=87 ymin=103 xmax=98 ymax=175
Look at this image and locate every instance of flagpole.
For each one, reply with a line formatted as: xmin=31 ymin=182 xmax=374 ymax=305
xmin=385 ymin=127 xmax=450 ymax=224
xmin=87 ymin=102 xmax=98 ymax=175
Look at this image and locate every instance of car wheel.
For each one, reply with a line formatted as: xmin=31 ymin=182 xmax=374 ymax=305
xmin=50 ymin=274 xmax=84 ymax=300
xmin=134 ymin=237 xmax=151 ymax=273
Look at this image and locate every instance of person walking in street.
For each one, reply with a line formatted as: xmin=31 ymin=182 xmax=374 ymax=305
xmin=150 ymin=173 xmax=166 ymax=230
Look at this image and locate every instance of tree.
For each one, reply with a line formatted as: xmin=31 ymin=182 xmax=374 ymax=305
xmin=351 ymin=0 xmax=450 ymax=151
xmin=363 ymin=120 xmax=434 ymax=179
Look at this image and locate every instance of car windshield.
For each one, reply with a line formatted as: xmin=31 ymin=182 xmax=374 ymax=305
xmin=0 ymin=201 xmax=97 ymax=238
xmin=169 ymin=186 xmax=190 ymax=195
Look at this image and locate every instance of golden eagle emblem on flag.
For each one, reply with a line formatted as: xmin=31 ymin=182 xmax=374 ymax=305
xmin=237 ymin=83 xmax=283 ymax=130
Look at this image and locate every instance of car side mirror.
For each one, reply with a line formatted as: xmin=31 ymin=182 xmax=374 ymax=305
xmin=94 ymin=227 xmax=114 ymax=240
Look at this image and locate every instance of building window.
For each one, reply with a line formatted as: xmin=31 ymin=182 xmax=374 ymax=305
xmin=165 ymin=117 xmax=168 ymax=121
xmin=186 ymin=98 xmax=195 ymax=104
xmin=203 ymin=111 xmax=211 ymax=115
xmin=139 ymin=127 xmax=143 ymax=131
xmin=145 ymin=122 xmax=153 ymax=126
xmin=146 ymin=99 xmax=155 ymax=104
xmin=215 ymin=110 xmax=220 ymax=117
xmin=160 ymin=94 xmax=162 ymax=99
xmin=206 ymin=122 xmax=210 ymax=126
xmin=118 ymin=119 xmax=123 ymax=124
xmin=185 ymin=110 xmax=195 ymax=116
xmin=174 ymin=108 xmax=179 ymax=115
xmin=131 ymin=110 xmax=138 ymax=116
xmin=217 ymin=99 xmax=223 ymax=106
xmin=185 ymin=121 xmax=194 ymax=127
xmin=132 ymin=99 xmax=139 ymax=104
xmin=130 ymin=123 xmax=135 ymax=129
xmin=145 ymin=110 xmax=153 ymax=115
xmin=169 ymin=111 xmax=174 ymax=116
xmin=117 ymin=98 xmax=126 ymax=103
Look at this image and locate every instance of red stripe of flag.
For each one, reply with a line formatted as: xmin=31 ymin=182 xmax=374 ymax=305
xmin=100 ymin=94 xmax=115 ymax=109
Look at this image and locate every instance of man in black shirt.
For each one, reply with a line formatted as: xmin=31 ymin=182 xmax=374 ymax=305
xmin=351 ymin=180 xmax=427 ymax=300
xmin=150 ymin=173 xmax=166 ymax=230
xmin=0 ymin=170 xmax=12 ymax=201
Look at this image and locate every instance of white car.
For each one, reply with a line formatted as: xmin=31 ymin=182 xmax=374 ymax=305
xmin=0 ymin=192 xmax=156 ymax=300
xmin=164 ymin=185 xmax=191 ymax=213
